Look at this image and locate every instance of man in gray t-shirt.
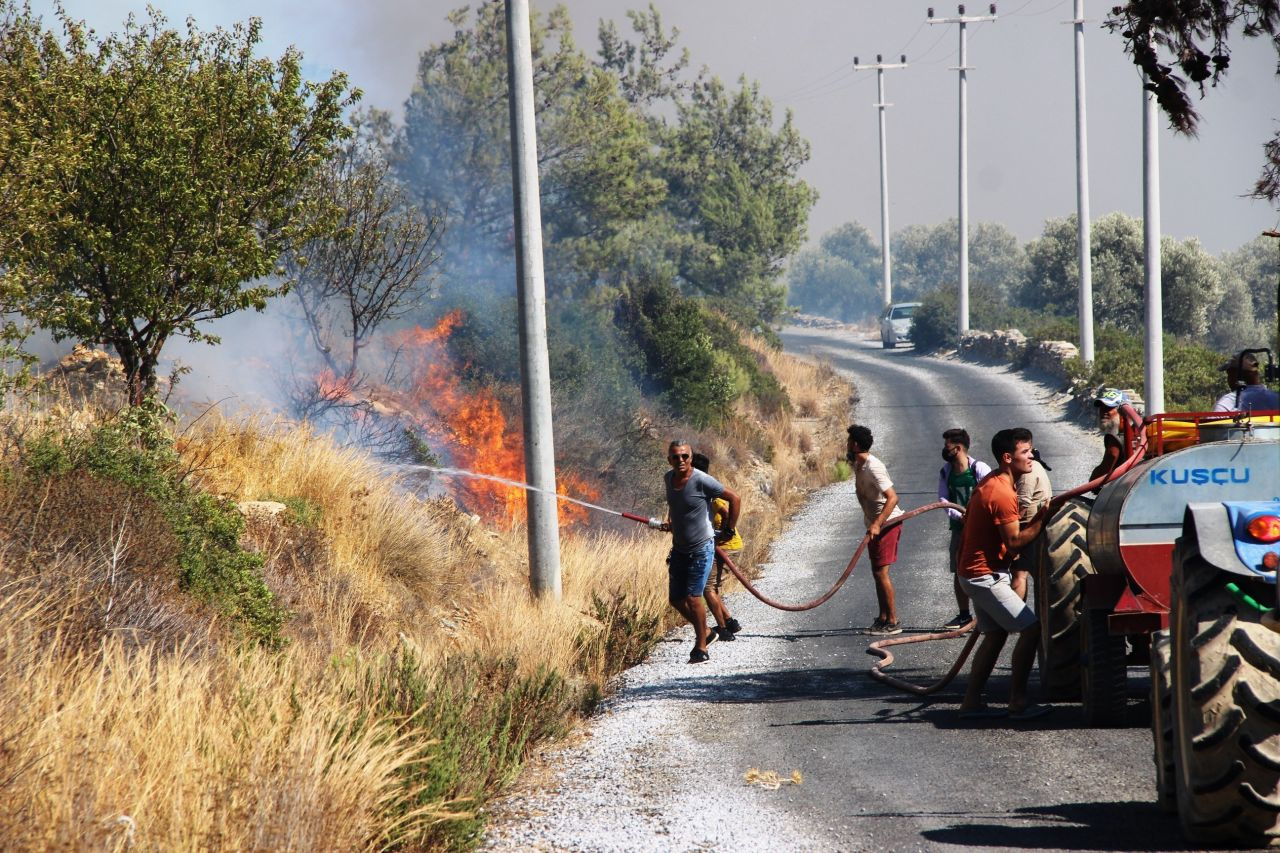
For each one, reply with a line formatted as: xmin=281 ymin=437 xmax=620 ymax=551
xmin=661 ymin=439 xmax=740 ymax=663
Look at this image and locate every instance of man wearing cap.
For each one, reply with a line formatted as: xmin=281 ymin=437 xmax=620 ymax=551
xmin=1089 ymin=389 xmax=1128 ymax=490
xmin=1213 ymin=352 xmax=1280 ymax=412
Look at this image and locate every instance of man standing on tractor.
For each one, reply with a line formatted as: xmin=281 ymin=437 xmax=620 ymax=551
xmin=1090 ymin=388 xmax=1131 ymax=489
xmin=956 ymin=427 xmax=1050 ymax=719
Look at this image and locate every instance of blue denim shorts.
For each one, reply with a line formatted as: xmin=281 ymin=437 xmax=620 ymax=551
xmin=668 ymin=539 xmax=715 ymax=600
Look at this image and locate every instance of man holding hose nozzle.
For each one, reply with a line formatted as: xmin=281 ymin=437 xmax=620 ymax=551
xmin=956 ymin=427 xmax=1051 ymax=720
xmin=661 ymin=440 xmax=740 ymax=664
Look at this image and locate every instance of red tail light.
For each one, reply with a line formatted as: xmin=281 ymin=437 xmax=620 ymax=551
xmin=1246 ymin=514 xmax=1280 ymax=544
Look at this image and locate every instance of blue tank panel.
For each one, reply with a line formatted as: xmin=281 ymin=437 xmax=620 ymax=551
xmin=1088 ymin=439 xmax=1279 ymax=575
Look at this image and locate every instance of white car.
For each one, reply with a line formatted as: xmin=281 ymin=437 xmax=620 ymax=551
xmin=879 ymin=301 xmax=921 ymax=348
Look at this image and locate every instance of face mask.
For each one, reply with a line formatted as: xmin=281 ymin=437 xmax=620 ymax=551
xmin=942 ymin=447 xmax=959 ymax=462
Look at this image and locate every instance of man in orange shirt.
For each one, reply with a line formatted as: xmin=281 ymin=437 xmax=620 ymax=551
xmin=956 ymin=427 xmax=1050 ymax=719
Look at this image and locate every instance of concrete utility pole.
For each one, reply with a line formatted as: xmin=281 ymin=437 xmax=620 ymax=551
xmin=928 ymin=4 xmax=997 ymax=338
xmin=1067 ymin=0 xmax=1095 ymax=364
xmin=853 ymin=54 xmax=909 ymax=309
xmin=1142 ymin=64 xmax=1165 ymax=415
xmin=504 ymin=0 xmax=562 ymax=599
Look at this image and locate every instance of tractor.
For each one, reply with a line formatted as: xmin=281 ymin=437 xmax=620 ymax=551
xmin=1034 ymin=352 xmax=1280 ymax=847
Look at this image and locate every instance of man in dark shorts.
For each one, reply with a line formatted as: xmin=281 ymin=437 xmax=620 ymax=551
xmin=847 ymin=424 xmax=905 ymax=635
xmin=662 ymin=440 xmax=740 ymax=663
xmin=956 ymin=427 xmax=1050 ymax=719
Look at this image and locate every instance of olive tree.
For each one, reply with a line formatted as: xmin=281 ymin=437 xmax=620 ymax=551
xmin=0 ymin=5 xmax=357 ymax=400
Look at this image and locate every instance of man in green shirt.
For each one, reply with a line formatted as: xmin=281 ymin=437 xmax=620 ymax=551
xmin=936 ymin=428 xmax=991 ymax=631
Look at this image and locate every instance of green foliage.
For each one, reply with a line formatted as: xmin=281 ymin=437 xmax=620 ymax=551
xmin=893 ymin=220 xmax=1026 ymax=302
xmin=398 ymin=4 xmax=813 ymax=333
xmin=616 ymin=277 xmax=735 ymax=427
xmin=1062 ymin=324 xmax=1224 ymax=412
xmin=367 ymin=650 xmax=579 ymax=851
xmin=21 ymin=402 xmax=285 ymax=645
xmin=400 ymin=427 xmax=442 ymax=469
xmin=909 ymin=281 xmax=1033 ymax=352
xmin=662 ymin=78 xmax=815 ymax=324
xmin=0 ymin=5 xmax=358 ymax=400
xmin=399 ymin=3 xmax=664 ymax=304
xmin=787 ymin=222 xmax=881 ymax=321
xmin=264 ymin=495 xmax=325 ymax=528
xmin=832 ymin=459 xmax=852 ymax=482
xmin=615 ymin=276 xmax=787 ymax=426
xmin=579 ymin=591 xmax=664 ymax=677
xmin=1018 ymin=212 xmax=1230 ymax=340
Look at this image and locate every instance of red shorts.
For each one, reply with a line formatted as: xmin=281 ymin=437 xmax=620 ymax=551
xmin=868 ymin=524 xmax=903 ymax=567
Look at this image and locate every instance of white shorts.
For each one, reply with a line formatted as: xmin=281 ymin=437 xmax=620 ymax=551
xmin=959 ymin=571 xmax=1038 ymax=634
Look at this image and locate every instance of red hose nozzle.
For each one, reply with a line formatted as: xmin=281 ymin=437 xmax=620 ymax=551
xmin=621 ymin=511 xmax=664 ymax=529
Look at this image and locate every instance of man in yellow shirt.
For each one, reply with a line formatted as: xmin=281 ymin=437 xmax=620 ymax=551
xmin=693 ymin=453 xmax=743 ymax=641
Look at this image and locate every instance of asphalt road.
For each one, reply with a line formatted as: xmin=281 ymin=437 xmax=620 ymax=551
xmin=483 ymin=326 xmax=1194 ymax=852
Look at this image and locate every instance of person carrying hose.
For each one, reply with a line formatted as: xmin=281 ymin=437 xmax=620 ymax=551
xmin=847 ymin=424 xmax=905 ymax=635
xmin=936 ymin=427 xmax=991 ymax=631
xmin=956 ymin=427 xmax=1050 ymax=720
xmin=661 ymin=439 xmax=740 ymax=664
xmin=691 ymin=452 xmax=744 ymax=642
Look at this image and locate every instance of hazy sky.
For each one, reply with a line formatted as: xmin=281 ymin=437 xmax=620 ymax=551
xmin=37 ymin=0 xmax=1280 ymax=256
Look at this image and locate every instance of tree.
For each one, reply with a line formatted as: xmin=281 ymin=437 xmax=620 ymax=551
xmin=892 ymin=220 xmax=1025 ymax=302
xmin=1106 ymin=2 xmax=1280 ymax=200
xmin=398 ymin=2 xmax=663 ymax=303
xmin=662 ymin=74 xmax=816 ymax=324
xmin=286 ymin=115 xmax=444 ymax=383
xmin=786 ymin=222 xmax=880 ymax=321
xmin=0 ymin=6 xmax=356 ymax=400
xmin=1221 ymin=233 xmax=1280 ymax=327
xmin=1020 ymin=212 xmax=1224 ymax=338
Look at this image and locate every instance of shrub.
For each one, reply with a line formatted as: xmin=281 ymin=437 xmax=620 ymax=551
xmin=366 ymin=650 xmax=580 ymax=851
xmin=17 ymin=401 xmax=285 ymax=646
xmin=615 ymin=276 xmax=790 ymax=426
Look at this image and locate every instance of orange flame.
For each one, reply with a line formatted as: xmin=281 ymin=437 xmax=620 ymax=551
xmin=383 ymin=310 xmax=599 ymax=528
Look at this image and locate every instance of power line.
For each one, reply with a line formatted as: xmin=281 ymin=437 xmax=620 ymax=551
xmin=780 ymin=60 xmax=859 ymax=101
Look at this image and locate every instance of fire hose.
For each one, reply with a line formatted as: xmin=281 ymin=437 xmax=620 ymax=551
xmin=624 ymin=401 xmax=1152 ymax=696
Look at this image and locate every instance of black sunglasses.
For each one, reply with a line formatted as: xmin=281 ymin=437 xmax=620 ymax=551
xmin=668 ymin=452 xmax=691 ymax=461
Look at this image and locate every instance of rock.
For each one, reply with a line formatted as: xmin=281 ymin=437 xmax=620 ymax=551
xmin=237 ymin=500 xmax=289 ymax=521
xmin=1027 ymin=340 xmax=1079 ymax=380
xmin=959 ymin=329 xmax=1028 ymax=362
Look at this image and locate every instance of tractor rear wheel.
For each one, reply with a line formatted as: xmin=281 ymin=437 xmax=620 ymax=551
xmin=1080 ymin=604 xmax=1127 ymax=726
xmin=1035 ymin=497 xmax=1096 ymax=700
xmin=1149 ymin=629 xmax=1176 ymax=813
xmin=1171 ymin=546 xmax=1280 ymax=847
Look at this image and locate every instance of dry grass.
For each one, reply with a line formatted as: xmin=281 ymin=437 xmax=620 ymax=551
xmin=0 ymin=555 xmax=456 ymax=853
xmin=181 ymin=418 xmax=480 ymax=658
xmin=0 ymin=340 xmax=854 ymax=850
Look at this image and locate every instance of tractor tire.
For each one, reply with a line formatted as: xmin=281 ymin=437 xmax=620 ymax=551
xmin=1035 ymin=497 xmax=1096 ymax=701
xmin=1080 ymin=604 xmax=1128 ymax=726
xmin=1171 ymin=546 xmax=1280 ymax=847
xmin=1149 ymin=629 xmax=1176 ymax=813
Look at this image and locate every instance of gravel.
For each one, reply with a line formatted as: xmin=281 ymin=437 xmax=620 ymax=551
xmin=480 ymin=330 xmax=1108 ymax=852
